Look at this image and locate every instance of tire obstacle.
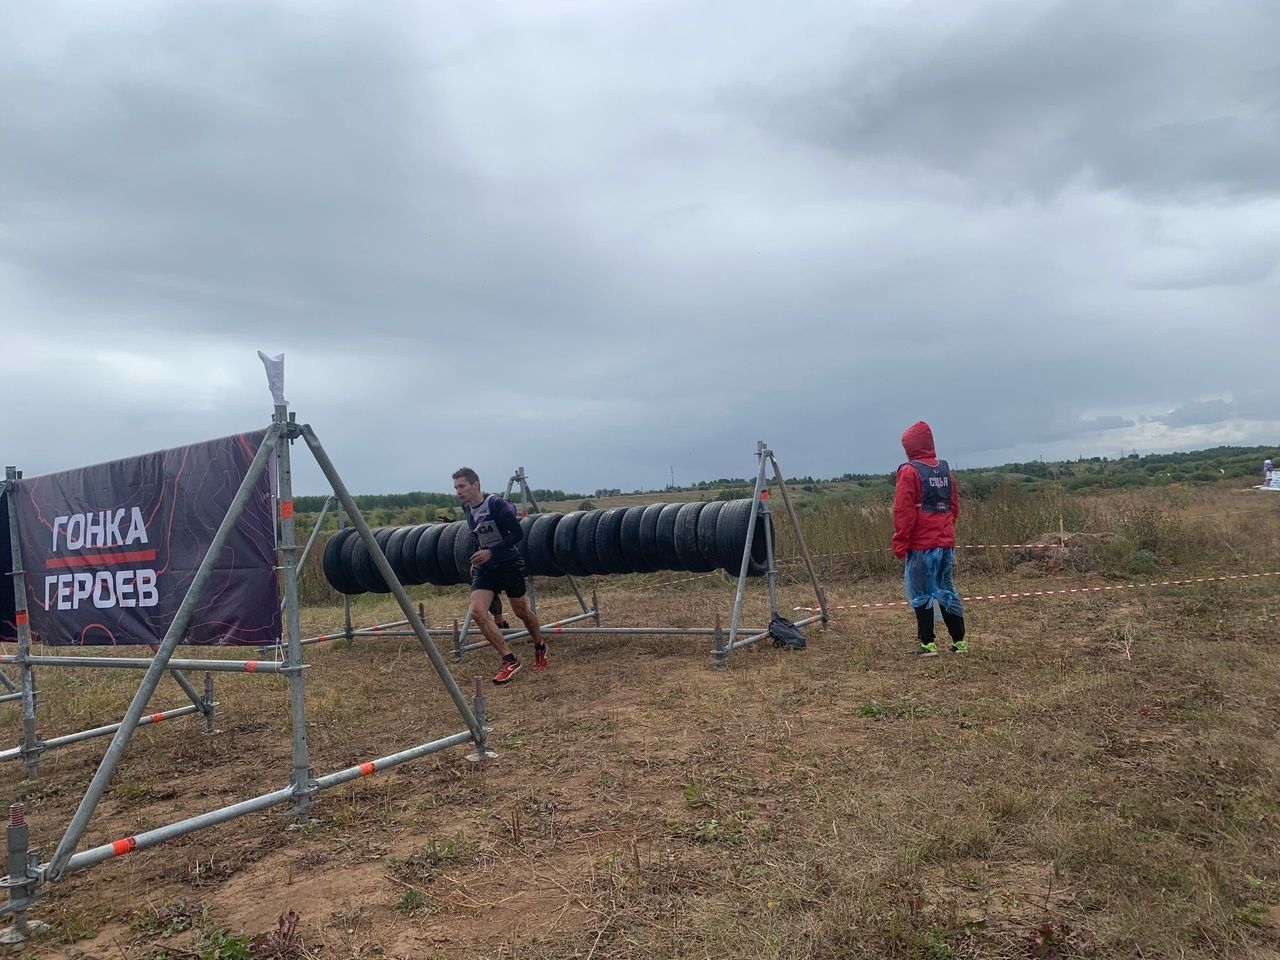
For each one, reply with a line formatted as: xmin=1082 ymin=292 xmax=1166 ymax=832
xmin=310 ymin=441 xmax=830 ymax=668
xmin=0 ymin=402 xmax=496 ymax=943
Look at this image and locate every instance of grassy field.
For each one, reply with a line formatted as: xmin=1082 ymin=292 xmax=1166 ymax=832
xmin=2 ymin=482 xmax=1279 ymax=959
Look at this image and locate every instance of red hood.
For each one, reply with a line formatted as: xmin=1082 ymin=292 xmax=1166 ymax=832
xmin=901 ymin=421 xmax=936 ymax=461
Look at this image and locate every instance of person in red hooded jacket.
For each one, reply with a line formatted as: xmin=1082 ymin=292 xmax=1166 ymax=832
xmin=893 ymin=420 xmax=966 ymax=656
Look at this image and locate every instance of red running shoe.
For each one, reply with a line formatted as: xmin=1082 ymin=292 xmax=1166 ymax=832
xmin=492 ymin=659 xmax=521 ymax=684
xmin=533 ymin=645 xmax=549 ymax=671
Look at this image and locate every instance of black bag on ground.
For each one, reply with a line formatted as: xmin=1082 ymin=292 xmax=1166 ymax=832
xmin=768 ymin=615 xmax=806 ymax=650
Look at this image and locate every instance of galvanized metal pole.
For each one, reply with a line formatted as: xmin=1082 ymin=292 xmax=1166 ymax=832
xmin=0 ymin=704 xmax=206 ymax=762
xmin=767 ymin=452 xmax=829 ymax=622
xmin=298 ymin=425 xmax=482 ymax=742
xmin=4 ymin=471 xmax=40 ymax=780
xmin=726 ymin=444 xmax=770 ymax=657
xmin=45 ymin=423 xmax=281 ymax=880
xmin=564 ymin=574 xmax=590 ymax=615
xmin=336 ymin=504 xmax=354 ymax=644
xmin=295 ymin=495 xmax=331 ymax=577
xmin=47 ymin=728 xmax=476 ymax=879
xmin=466 ymin=677 xmax=496 ymax=762
xmin=518 ymin=480 xmax=589 ymax=615
xmin=166 ymin=666 xmax=210 ymax=713
xmin=0 ymin=804 xmax=46 ymax=943
xmin=0 ymin=670 xmax=15 ymax=693
xmin=203 ymin=672 xmax=215 ymax=735
xmin=514 ymin=468 xmax=539 ymax=616
xmin=277 ymin=494 xmax=331 ymax=619
xmin=760 ymin=493 xmax=780 ymax=619
xmin=2 ymin=655 xmax=294 ymax=673
xmin=274 ymin=406 xmax=314 ymax=819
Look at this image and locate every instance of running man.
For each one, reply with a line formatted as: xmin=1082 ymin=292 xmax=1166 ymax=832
xmin=452 ymin=467 xmax=548 ymax=683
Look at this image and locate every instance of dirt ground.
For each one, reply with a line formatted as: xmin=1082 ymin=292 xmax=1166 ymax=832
xmin=3 ymin=501 xmax=1280 ymax=959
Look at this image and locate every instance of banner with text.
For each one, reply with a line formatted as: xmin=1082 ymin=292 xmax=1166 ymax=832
xmin=0 ymin=430 xmax=279 ymax=646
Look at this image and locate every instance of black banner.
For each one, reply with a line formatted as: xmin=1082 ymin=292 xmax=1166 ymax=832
xmin=0 ymin=430 xmax=280 ymax=646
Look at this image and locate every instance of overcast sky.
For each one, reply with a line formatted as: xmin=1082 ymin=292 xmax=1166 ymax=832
xmin=3 ymin=0 xmax=1277 ymax=495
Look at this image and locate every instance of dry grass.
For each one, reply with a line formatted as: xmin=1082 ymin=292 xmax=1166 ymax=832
xmin=2 ymin=485 xmax=1280 ymax=959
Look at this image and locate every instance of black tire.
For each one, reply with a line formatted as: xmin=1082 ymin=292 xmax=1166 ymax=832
xmin=434 ymin=522 xmax=463 ymax=586
xmin=574 ymin=510 xmax=605 ymax=574
xmin=352 ymin=527 xmax=392 ymax=593
xmin=636 ymin=503 xmax=665 ymax=571
xmin=594 ymin=508 xmax=629 ymax=573
xmin=696 ymin=501 xmax=727 ymax=569
xmin=453 ymin=522 xmax=478 ymax=584
xmin=339 ymin=529 xmax=366 ymax=594
xmin=553 ymin=511 xmax=589 ymax=576
xmin=526 ymin=513 xmax=564 ymax=577
xmin=619 ymin=505 xmax=654 ymax=573
xmin=322 ymin=529 xmax=360 ymax=595
xmin=415 ymin=524 xmax=447 ymax=584
xmin=397 ymin=524 xmax=430 ymax=585
xmin=673 ymin=502 xmax=714 ymax=572
xmin=373 ymin=527 xmax=397 ymax=591
xmin=384 ymin=526 xmax=413 ymax=584
xmin=516 ymin=516 xmax=538 ymax=568
xmin=716 ymin=498 xmax=771 ymax=576
xmin=654 ymin=503 xmax=684 ymax=570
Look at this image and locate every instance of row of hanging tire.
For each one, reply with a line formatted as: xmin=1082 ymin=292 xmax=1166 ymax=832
xmin=322 ymin=499 xmax=771 ymax=595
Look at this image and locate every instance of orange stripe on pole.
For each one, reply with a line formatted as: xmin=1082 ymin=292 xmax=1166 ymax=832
xmin=280 ymin=500 xmax=294 ymax=519
xmin=149 ymin=713 xmax=164 ymax=723
xmin=244 ymin=661 xmax=259 ymax=672
xmin=112 ymin=837 xmax=137 ymax=857
xmin=359 ymin=762 xmax=375 ymax=776
xmin=15 ymin=611 xmax=28 ymax=626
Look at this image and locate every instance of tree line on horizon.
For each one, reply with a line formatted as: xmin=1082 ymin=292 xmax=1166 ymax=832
xmin=293 ymin=444 xmax=1275 ymax=517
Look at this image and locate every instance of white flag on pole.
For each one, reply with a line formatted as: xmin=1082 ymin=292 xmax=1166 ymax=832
xmin=257 ymin=351 xmax=286 ymax=405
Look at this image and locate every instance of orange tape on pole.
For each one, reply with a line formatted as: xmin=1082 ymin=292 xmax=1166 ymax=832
xmin=244 ymin=661 xmax=259 ymax=672
xmin=15 ymin=611 xmax=28 ymax=626
xmin=280 ymin=500 xmax=295 ymax=519
xmin=112 ymin=837 xmax=137 ymax=857
xmin=149 ymin=712 xmax=164 ymax=723
xmin=359 ymin=762 xmax=375 ymax=776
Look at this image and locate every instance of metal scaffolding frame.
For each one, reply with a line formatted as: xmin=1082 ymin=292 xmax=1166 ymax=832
xmin=303 ymin=441 xmax=830 ymax=670
xmin=0 ymin=405 xmax=494 ymax=943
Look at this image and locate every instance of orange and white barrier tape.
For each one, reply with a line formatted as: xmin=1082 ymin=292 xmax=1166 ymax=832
xmin=784 ymin=542 xmax=1068 ymax=564
xmin=794 ymin=570 xmax=1280 ymax=613
xmin=968 ymin=541 xmax=1064 ymax=552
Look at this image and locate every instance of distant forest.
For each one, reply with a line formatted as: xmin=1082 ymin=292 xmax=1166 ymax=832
xmin=295 ymin=445 xmax=1276 ymax=526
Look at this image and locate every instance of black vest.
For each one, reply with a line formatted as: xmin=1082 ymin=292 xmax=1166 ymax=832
xmin=905 ymin=460 xmax=953 ymax=513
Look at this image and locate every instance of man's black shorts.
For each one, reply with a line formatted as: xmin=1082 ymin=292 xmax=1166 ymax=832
xmin=470 ymin=560 xmax=527 ymax=599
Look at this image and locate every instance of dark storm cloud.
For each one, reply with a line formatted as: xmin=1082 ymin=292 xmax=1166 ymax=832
xmin=1 ymin=1 xmax=1278 ymax=494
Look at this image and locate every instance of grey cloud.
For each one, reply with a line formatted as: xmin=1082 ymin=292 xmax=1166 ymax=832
xmin=746 ymin=0 xmax=1280 ymax=199
xmin=1154 ymin=396 xmax=1279 ymax=428
xmin=1077 ymin=415 xmax=1135 ymax=433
